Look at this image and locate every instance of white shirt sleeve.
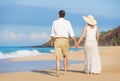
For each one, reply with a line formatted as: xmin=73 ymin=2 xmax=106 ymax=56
xmin=50 ymin=22 xmax=55 ymax=37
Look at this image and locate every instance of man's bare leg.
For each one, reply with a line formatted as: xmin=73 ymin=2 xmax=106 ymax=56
xmin=63 ymin=56 xmax=68 ymax=75
xmin=56 ymin=56 xmax=60 ymax=77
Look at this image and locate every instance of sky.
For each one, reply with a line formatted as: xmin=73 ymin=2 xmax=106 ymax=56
xmin=0 ymin=0 xmax=120 ymax=46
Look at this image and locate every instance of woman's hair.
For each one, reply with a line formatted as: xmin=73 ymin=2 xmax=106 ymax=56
xmin=59 ymin=10 xmax=65 ymax=17
xmin=88 ymin=24 xmax=94 ymax=27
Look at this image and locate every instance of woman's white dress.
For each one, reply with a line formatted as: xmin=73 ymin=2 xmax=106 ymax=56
xmin=84 ymin=25 xmax=101 ymax=74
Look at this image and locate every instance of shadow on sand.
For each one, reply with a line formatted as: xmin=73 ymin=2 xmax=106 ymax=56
xmin=31 ymin=69 xmax=85 ymax=76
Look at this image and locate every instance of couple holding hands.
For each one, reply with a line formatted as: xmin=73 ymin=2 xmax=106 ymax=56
xmin=50 ymin=10 xmax=101 ymax=77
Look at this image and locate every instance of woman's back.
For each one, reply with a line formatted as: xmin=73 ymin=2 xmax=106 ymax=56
xmin=86 ymin=25 xmax=97 ymax=41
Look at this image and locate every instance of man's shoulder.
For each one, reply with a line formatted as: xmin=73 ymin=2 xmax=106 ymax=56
xmin=64 ymin=19 xmax=70 ymax=22
xmin=53 ymin=18 xmax=70 ymax=23
xmin=53 ymin=19 xmax=59 ymax=23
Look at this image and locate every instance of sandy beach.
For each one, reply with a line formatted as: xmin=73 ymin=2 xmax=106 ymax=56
xmin=0 ymin=46 xmax=120 ymax=81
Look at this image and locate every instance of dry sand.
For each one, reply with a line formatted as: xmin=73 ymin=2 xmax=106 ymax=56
xmin=0 ymin=46 xmax=120 ymax=81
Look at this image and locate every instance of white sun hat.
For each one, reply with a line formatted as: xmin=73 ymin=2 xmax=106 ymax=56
xmin=82 ymin=15 xmax=97 ymax=25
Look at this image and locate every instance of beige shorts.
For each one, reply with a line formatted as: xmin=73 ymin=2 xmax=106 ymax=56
xmin=54 ymin=38 xmax=69 ymax=57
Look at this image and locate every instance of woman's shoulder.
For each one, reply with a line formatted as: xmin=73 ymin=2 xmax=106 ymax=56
xmin=94 ymin=25 xmax=98 ymax=29
xmin=83 ymin=25 xmax=88 ymax=31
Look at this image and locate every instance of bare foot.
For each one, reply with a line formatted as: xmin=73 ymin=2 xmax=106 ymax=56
xmin=56 ymin=74 xmax=60 ymax=77
xmin=56 ymin=72 xmax=60 ymax=77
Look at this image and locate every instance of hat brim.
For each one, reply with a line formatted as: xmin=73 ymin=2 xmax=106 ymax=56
xmin=82 ymin=16 xmax=97 ymax=25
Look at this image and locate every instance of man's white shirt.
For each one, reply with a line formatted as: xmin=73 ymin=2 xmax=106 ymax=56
xmin=51 ymin=18 xmax=75 ymax=38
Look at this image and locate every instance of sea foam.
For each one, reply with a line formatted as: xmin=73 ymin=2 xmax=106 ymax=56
xmin=0 ymin=50 xmax=50 ymax=59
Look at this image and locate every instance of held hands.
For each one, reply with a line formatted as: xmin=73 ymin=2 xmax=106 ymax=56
xmin=74 ymin=42 xmax=79 ymax=48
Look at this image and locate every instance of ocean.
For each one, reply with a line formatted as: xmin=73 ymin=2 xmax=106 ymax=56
xmin=0 ymin=47 xmax=83 ymax=59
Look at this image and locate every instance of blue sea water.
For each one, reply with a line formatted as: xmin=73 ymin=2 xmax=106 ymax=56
xmin=0 ymin=47 xmax=83 ymax=59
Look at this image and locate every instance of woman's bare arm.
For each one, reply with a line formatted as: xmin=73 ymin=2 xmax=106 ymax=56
xmin=96 ymin=26 xmax=99 ymax=42
xmin=78 ymin=25 xmax=87 ymax=45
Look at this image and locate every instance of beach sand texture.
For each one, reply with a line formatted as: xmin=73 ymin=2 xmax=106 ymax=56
xmin=0 ymin=46 xmax=120 ymax=81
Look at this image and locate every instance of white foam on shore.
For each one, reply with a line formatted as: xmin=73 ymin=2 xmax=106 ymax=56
xmin=0 ymin=50 xmax=50 ymax=59
xmin=49 ymin=50 xmax=54 ymax=53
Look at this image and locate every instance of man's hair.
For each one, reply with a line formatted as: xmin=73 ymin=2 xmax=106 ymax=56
xmin=59 ymin=10 xmax=65 ymax=17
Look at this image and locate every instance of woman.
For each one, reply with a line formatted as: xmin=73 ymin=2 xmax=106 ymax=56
xmin=78 ymin=15 xmax=101 ymax=74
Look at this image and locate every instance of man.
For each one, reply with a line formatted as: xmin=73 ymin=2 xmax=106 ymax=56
xmin=50 ymin=10 xmax=78 ymax=77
